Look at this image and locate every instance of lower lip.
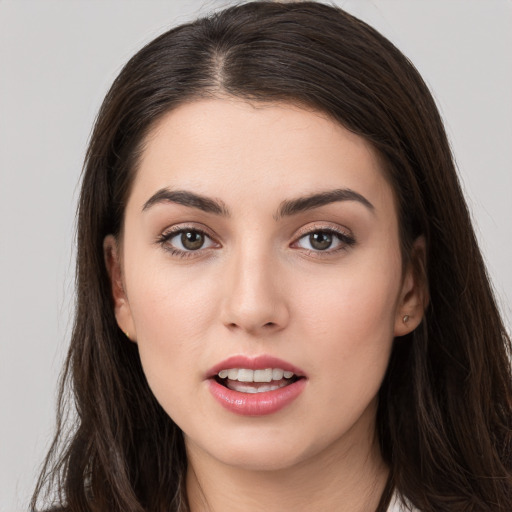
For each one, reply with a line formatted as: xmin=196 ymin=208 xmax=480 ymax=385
xmin=208 ymin=378 xmax=307 ymax=416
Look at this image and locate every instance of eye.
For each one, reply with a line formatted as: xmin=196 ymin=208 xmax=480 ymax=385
xmin=158 ymin=226 xmax=218 ymax=255
xmin=174 ymin=230 xmax=209 ymax=251
xmin=293 ymin=228 xmax=355 ymax=253
xmin=303 ymin=231 xmax=336 ymax=251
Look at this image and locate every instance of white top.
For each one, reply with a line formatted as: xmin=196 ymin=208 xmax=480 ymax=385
xmin=387 ymin=493 xmax=420 ymax=511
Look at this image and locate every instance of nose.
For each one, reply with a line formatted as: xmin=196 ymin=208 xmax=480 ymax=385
xmin=220 ymin=248 xmax=290 ymax=336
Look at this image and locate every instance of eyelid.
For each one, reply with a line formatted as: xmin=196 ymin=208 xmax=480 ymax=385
xmin=293 ymin=222 xmax=353 ymax=239
xmin=159 ymin=222 xmax=218 ymax=240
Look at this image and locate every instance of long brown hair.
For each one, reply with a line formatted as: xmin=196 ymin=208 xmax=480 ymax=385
xmin=32 ymin=2 xmax=512 ymax=511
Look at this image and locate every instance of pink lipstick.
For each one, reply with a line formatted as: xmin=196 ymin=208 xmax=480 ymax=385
xmin=206 ymin=355 xmax=307 ymax=416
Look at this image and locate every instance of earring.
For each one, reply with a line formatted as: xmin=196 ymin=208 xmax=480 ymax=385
xmin=124 ymin=330 xmax=130 ymax=339
xmin=402 ymin=315 xmax=410 ymax=324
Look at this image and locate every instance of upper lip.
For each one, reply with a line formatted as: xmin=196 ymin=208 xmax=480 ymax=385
xmin=206 ymin=355 xmax=306 ymax=379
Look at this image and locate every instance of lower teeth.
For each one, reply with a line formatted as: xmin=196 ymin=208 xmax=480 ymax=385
xmin=221 ymin=378 xmax=293 ymax=394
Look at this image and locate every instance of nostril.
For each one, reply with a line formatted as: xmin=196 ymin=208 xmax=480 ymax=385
xmin=226 ymin=321 xmax=277 ymax=331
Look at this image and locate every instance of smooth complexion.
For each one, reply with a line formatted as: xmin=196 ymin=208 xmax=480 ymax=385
xmin=105 ymin=98 xmax=426 ymax=511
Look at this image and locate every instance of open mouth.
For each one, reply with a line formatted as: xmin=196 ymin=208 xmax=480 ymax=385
xmin=207 ymin=361 xmax=307 ymax=415
xmin=214 ymin=367 xmax=302 ymax=394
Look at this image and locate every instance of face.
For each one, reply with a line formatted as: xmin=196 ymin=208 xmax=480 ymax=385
xmin=105 ymin=98 xmax=424 ymax=472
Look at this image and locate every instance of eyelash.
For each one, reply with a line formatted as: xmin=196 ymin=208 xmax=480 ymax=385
xmin=156 ymin=225 xmax=356 ymax=259
xmin=156 ymin=225 xmax=218 ymax=259
xmin=292 ymin=226 xmax=356 ymax=257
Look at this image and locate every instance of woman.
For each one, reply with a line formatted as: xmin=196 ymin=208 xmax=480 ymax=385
xmin=31 ymin=1 xmax=512 ymax=511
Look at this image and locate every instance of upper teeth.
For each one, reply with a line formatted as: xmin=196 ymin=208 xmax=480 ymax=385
xmin=218 ymin=368 xmax=295 ymax=382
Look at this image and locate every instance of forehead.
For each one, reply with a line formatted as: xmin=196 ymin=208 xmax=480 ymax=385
xmin=130 ymin=98 xmax=395 ymax=216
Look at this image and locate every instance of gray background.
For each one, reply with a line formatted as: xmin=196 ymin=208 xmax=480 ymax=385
xmin=1 ymin=1 xmax=511 ymax=510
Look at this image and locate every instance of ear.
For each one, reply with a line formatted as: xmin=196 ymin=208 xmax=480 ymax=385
xmin=394 ymin=236 xmax=429 ymax=337
xmin=103 ymin=235 xmax=137 ymax=342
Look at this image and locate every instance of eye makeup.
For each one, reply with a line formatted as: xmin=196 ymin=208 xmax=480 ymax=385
xmin=155 ymin=221 xmax=356 ymax=260
xmin=155 ymin=224 xmax=220 ymax=259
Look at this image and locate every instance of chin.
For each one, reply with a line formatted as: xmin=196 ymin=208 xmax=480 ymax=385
xmin=187 ymin=424 xmax=329 ymax=473
xmin=215 ymin=444 xmax=308 ymax=472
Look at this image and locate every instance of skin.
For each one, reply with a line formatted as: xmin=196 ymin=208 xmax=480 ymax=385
xmin=105 ymin=98 xmax=426 ymax=511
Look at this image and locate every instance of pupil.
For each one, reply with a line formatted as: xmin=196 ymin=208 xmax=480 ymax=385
xmin=310 ymin=231 xmax=332 ymax=250
xmin=181 ymin=231 xmax=204 ymax=250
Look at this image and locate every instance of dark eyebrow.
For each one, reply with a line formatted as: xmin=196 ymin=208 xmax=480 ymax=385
xmin=142 ymin=188 xmax=230 ymax=216
xmin=275 ymin=188 xmax=374 ymax=220
xmin=142 ymin=187 xmax=373 ymax=219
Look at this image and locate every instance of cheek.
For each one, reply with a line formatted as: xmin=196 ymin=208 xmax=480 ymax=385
xmin=128 ymin=258 xmax=217 ymax=335
xmin=290 ymin=263 xmax=401 ymax=438
xmin=296 ymin=253 xmax=402 ymax=371
xmin=124 ymin=261 xmax=219 ymax=394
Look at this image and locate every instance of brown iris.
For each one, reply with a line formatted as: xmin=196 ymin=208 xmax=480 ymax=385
xmin=309 ymin=231 xmax=333 ymax=250
xmin=181 ymin=230 xmax=204 ymax=250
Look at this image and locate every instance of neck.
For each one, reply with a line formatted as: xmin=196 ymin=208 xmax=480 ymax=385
xmin=186 ymin=408 xmax=389 ymax=512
